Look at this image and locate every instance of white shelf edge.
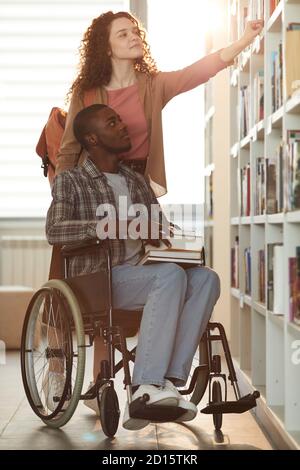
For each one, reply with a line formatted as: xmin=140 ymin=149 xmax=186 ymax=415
xmin=267 ymin=0 xmax=283 ymax=32
xmin=231 ymin=217 xmax=240 ymax=225
xmin=230 ymin=67 xmax=239 ymax=87
xmin=203 ymin=162 xmax=215 ymax=176
xmin=286 ymin=211 xmax=300 ymax=223
xmin=251 ymin=120 xmax=265 ymax=141
xmin=267 ymin=213 xmax=284 ymax=224
xmin=253 ymin=301 xmax=267 ymax=317
xmin=251 ymin=33 xmax=264 ymax=55
xmin=244 ymin=294 xmax=252 ymax=307
xmin=240 ymin=49 xmax=251 ymax=72
xmin=204 ymin=220 xmax=214 ymax=228
xmin=240 ymin=134 xmax=251 ymax=149
xmin=268 ymin=311 xmax=285 ymax=328
xmin=204 ymin=106 xmax=215 ymax=125
xmin=241 ymin=216 xmax=251 ymax=224
xmin=287 ymin=321 xmax=300 ymax=335
xmin=253 ymin=215 xmax=266 ymax=224
xmin=257 ymin=119 xmax=265 ymax=132
xmin=230 ymin=142 xmax=239 ymax=157
xmin=271 ymin=106 xmax=284 ymax=126
xmin=231 ymin=287 xmax=240 ymax=299
xmin=286 ymin=93 xmax=300 ymax=114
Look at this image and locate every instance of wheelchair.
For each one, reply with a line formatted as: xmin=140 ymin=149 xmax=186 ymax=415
xmin=21 ymin=240 xmax=260 ymax=438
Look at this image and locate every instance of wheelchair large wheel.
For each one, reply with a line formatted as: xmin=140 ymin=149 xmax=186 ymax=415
xmin=188 ymin=336 xmax=209 ymax=405
xmin=21 ymin=279 xmax=86 ymax=428
xmin=98 ymin=383 xmax=120 ymax=438
xmin=212 ymin=380 xmax=223 ymax=431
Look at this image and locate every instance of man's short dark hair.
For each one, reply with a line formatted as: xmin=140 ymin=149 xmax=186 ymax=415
xmin=73 ymin=104 xmax=108 ymax=149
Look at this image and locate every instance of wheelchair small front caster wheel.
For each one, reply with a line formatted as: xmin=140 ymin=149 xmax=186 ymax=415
xmin=212 ymin=380 xmax=223 ymax=431
xmin=98 ymin=383 xmax=120 ymax=437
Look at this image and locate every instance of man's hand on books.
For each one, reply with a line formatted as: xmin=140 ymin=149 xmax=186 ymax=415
xmin=145 ymin=220 xmax=173 ymax=248
xmin=147 ymin=238 xmax=172 ymax=248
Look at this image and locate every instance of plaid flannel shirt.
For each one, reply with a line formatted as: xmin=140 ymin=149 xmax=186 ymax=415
xmin=46 ymin=159 xmax=160 ymax=276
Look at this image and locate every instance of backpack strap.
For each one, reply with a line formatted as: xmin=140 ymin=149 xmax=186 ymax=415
xmin=73 ymin=88 xmax=98 ymax=168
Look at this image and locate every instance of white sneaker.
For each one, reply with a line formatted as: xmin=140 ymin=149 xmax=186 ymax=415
xmin=83 ymin=381 xmax=100 ymax=416
xmin=122 ymin=384 xmax=179 ymax=431
xmin=122 ymin=402 xmax=150 ymax=431
xmin=42 ymin=371 xmax=68 ymax=412
xmin=133 ymin=383 xmax=179 ymax=407
xmin=164 ymin=379 xmax=198 ymax=422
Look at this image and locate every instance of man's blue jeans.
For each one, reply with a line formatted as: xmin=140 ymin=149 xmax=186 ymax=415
xmin=112 ymin=262 xmax=220 ymax=387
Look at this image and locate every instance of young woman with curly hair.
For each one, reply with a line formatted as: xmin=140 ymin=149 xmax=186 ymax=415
xmin=57 ymin=10 xmax=263 ymax=197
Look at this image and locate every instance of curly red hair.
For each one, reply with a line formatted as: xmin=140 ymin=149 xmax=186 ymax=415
xmin=67 ymin=11 xmax=158 ymax=101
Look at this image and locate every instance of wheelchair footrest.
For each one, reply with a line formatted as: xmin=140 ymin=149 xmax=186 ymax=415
xmin=201 ymin=391 xmax=260 ymax=415
xmin=129 ymin=398 xmax=186 ymax=422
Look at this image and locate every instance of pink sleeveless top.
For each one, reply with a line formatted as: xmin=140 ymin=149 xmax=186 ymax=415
xmin=107 ymin=83 xmax=149 ymax=160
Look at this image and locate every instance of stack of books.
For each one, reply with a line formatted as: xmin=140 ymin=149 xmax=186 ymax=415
xmin=137 ymin=232 xmax=204 ymax=268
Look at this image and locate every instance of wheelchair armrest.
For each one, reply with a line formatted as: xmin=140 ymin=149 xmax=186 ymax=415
xmin=61 ymin=238 xmax=105 ymax=258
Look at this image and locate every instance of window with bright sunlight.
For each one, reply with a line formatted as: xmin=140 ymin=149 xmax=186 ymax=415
xmin=1 ymin=0 xmax=218 ymax=218
xmin=0 ymin=0 xmax=128 ymax=218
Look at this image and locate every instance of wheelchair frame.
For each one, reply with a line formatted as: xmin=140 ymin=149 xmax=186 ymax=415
xmin=21 ymin=240 xmax=259 ymax=437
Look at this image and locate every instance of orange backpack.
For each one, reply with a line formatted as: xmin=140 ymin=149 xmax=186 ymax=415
xmin=36 ymin=89 xmax=97 ymax=185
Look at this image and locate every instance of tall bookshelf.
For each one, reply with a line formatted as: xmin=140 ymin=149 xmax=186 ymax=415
xmin=205 ymin=0 xmax=300 ymax=449
xmin=204 ymin=0 xmax=231 ymax=335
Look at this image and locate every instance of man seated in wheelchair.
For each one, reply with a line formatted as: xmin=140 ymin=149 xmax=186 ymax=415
xmin=46 ymin=104 xmax=221 ymax=430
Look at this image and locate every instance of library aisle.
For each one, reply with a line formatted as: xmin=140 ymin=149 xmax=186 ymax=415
xmin=204 ymin=0 xmax=300 ymax=450
xmin=0 ymin=347 xmax=274 ymax=450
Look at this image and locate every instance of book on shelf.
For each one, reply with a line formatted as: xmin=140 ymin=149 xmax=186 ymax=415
xmin=267 ymin=243 xmax=283 ymax=313
xmin=269 ymin=0 xmax=281 ymax=17
xmin=205 ymin=173 xmax=213 ymax=219
xmin=288 ymin=247 xmax=300 ymax=325
xmin=289 ymin=257 xmax=298 ymax=322
xmin=239 ymin=163 xmax=251 ymax=216
xmin=295 ymin=247 xmax=300 ymax=325
xmin=271 ymin=43 xmax=283 ymax=113
xmin=266 ymin=157 xmax=277 ymax=214
xmin=276 ymin=142 xmax=284 ymax=213
xmin=137 ymin=233 xmax=204 ymax=268
xmin=258 ymin=249 xmax=265 ymax=304
xmin=265 ymin=143 xmax=284 ymax=215
xmin=240 ymin=86 xmax=250 ymax=139
xmin=206 ymin=230 xmax=213 ymax=269
xmin=273 ymin=245 xmax=284 ymax=315
xmin=248 ymin=0 xmax=264 ymax=20
xmin=255 ymin=157 xmax=265 ymax=215
xmin=244 ymin=247 xmax=251 ymax=296
xmin=231 ymin=236 xmax=239 ymax=289
xmin=286 ymin=130 xmax=300 ymax=211
xmin=253 ymin=70 xmax=264 ymax=123
xmin=286 ymin=26 xmax=300 ymax=99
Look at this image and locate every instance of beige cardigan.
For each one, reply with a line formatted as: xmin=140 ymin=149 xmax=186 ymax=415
xmin=56 ymin=49 xmax=232 ymax=197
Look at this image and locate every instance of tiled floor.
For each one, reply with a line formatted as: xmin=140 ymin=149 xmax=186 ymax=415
xmin=0 ymin=349 xmax=274 ymax=450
